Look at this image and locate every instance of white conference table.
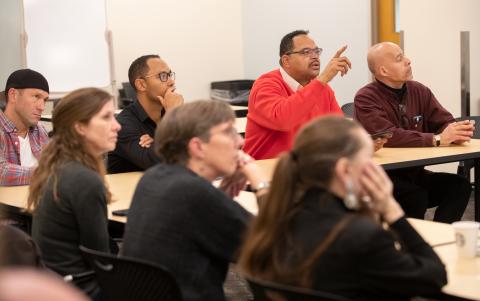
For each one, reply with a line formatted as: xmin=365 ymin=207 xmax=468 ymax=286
xmin=235 ymin=117 xmax=247 ymax=134
xmin=434 ymin=243 xmax=480 ymax=300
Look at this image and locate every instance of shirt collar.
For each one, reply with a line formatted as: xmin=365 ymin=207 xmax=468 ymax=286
xmin=0 ymin=110 xmax=39 ymax=135
xmin=0 ymin=110 xmax=19 ymax=133
xmin=132 ymin=98 xmax=152 ymax=123
xmin=375 ymin=79 xmax=408 ymax=100
xmin=279 ymin=67 xmax=303 ymax=92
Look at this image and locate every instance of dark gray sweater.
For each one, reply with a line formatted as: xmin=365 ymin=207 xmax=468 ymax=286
xmin=122 ymin=164 xmax=252 ymax=301
xmin=32 ymin=161 xmax=110 ymax=297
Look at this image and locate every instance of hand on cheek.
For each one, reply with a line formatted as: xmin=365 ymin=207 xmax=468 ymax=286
xmin=360 ymin=162 xmax=404 ymax=223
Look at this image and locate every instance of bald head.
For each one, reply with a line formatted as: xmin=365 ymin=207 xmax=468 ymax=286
xmin=367 ymin=42 xmax=397 ymax=74
xmin=367 ymin=42 xmax=412 ymax=88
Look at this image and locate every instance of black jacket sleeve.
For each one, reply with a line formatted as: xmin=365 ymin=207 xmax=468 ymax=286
xmin=114 ymin=123 xmax=160 ymax=170
xmin=359 ymin=217 xmax=447 ymax=297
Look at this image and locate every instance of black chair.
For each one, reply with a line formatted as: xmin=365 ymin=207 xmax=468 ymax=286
xmin=0 ymin=224 xmax=43 ymax=268
xmin=455 ymin=116 xmax=480 ymax=183
xmin=80 ymin=246 xmax=183 ymax=301
xmin=341 ymin=102 xmax=354 ymax=118
xmin=118 ymin=82 xmax=136 ymax=109
xmin=246 ymin=276 xmax=352 ymax=301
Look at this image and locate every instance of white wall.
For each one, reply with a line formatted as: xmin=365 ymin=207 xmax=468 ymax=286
xmin=399 ymin=0 xmax=480 ymax=117
xmin=106 ymin=0 xmax=245 ymax=102
xmin=399 ymin=0 xmax=480 ymax=174
xmin=106 ymin=0 xmax=371 ymax=104
xmin=241 ymin=0 xmax=372 ymax=105
xmin=0 ymin=0 xmax=23 ymax=87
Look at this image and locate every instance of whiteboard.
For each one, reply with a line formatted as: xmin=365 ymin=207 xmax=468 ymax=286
xmin=23 ymin=0 xmax=110 ymax=92
xmin=0 ymin=0 xmax=23 ymax=87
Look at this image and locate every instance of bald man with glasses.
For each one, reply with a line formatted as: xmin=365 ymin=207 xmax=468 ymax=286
xmin=243 ymin=29 xmax=351 ymax=160
xmin=108 ymin=54 xmax=184 ymax=173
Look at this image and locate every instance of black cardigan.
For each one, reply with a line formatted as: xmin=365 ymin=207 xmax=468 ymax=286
xmin=32 ymin=161 xmax=110 ymax=297
xmin=122 ymin=164 xmax=252 ymax=301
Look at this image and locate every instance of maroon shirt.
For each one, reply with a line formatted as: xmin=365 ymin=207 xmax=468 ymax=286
xmin=354 ymin=80 xmax=455 ymax=147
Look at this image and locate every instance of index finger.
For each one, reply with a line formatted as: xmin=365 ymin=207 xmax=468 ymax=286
xmin=334 ymin=45 xmax=348 ymax=58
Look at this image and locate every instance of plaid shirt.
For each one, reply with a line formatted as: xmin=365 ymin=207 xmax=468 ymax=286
xmin=0 ymin=111 xmax=49 ymax=186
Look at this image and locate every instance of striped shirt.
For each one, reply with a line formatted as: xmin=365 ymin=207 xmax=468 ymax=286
xmin=0 ymin=111 xmax=49 ymax=186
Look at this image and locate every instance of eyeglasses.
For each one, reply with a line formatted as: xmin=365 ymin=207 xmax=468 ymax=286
xmin=219 ymin=126 xmax=240 ymax=140
xmin=210 ymin=125 xmax=240 ymax=141
xmin=142 ymin=71 xmax=175 ymax=82
xmin=286 ymin=47 xmax=323 ymax=57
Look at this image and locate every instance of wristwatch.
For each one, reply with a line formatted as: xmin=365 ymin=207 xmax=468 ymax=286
xmin=251 ymin=181 xmax=270 ymax=193
xmin=434 ymin=135 xmax=441 ymax=147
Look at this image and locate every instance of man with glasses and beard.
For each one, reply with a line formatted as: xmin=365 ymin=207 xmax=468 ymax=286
xmin=354 ymin=42 xmax=473 ymax=223
xmin=108 ymin=55 xmax=184 ymax=173
xmin=243 ymin=30 xmax=351 ymax=160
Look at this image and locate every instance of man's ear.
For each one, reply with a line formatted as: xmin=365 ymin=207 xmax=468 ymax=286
xmin=7 ymin=88 xmax=17 ymax=104
xmin=187 ymin=137 xmax=205 ymax=160
xmin=379 ymin=65 xmax=389 ymax=77
xmin=280 ymin=55 xmax=290 ymax=68
xmin=134 ymin=78 xmax=147 ymax=92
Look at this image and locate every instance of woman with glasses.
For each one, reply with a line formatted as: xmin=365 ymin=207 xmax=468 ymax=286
xmin=238 ymin=116 xmax=447 ymax=300
xmin=122 ymin=100 xmax=269 ymax=301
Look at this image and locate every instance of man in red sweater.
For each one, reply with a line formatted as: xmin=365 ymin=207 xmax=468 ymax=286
xmin=354 ymin=42 xmax=473 ymax=223
xmin=243 ymin=30 xmax=350 ymax=159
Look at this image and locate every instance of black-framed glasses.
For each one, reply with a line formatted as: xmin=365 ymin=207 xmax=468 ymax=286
xmin=286 ymin=47 xmax=323 ymax=57
xmin=143 ymin=71 xmax=175 ymax=82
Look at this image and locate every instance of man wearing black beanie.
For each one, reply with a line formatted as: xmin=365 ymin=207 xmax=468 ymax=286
xmin=0 ymin=69 xmax=50 ymax=186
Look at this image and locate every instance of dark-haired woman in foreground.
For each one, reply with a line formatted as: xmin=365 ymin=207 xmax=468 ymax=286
xmin=238 ymin=116 xmax=446 ymax=301
xmin=28 ymin=88 xmax=121 ymax=299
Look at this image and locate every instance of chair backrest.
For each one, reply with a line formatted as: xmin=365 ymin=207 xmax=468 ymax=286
xmin=80 ymin=246 xmax=182 ymax=301
xmin=246 ymin=276 xmax=352 ymax=301
xmin=0 ymin=224 xmax=44 ymax=268
xmin=118 ymin=82 xmax=136 ymax=108
xmin=122 ymin=82 xmax=136 ymax=100
xmin=341 ymin=102 xmax=354 ymax=118
xmin=455 ymin=116 xmax=480 ymax=139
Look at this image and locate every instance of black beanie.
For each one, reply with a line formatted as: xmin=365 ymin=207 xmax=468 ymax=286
xmin=5 ymin=69 xmax=49 ymax=97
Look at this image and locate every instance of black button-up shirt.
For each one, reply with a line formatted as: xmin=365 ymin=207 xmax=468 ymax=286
xmin=107 ymin=100 xmax=160 ymax=173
